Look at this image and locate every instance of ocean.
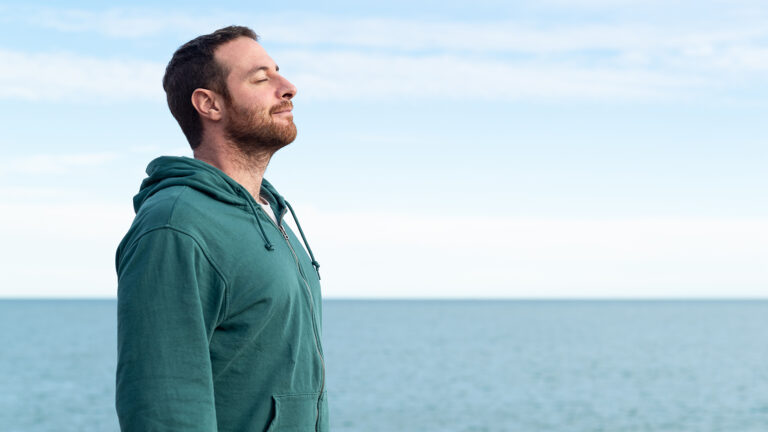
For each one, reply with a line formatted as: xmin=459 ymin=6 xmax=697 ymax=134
xmin=2 ymin=300 xmax=767 ymax=431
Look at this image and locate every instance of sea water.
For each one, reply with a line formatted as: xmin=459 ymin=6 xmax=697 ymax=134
xmin=2 ymin=300 xmax=768 ymax=432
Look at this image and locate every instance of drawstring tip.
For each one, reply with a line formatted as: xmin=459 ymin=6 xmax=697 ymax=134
xmin=312 ymin=260 xmax=321 ymax=280
xmin=265 ymin=243 xmax=275 ymax=251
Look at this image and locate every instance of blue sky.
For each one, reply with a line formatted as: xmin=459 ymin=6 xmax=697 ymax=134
xmin=1 ymin=1 xmax=766 ymax=298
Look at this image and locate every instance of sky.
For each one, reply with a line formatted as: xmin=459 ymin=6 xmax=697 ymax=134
xmin=0 ymin=0 xmax=766 ymax=298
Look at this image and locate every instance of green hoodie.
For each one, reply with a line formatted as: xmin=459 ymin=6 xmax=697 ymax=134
xmin=115 ymin=156 xmax=328 ymax=432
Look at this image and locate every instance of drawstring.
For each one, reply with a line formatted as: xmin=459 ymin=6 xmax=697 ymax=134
xmin=240 ymin=189 xmax=321 ymax=280
xmin=284 ymin=200 xmax=321 ymax=280
xmin=244 ymin=198 xmax=275 ymax=251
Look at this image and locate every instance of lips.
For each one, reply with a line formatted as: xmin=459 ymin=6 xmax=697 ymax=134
xmin=271 ymin=102 xmax=293 ymax=115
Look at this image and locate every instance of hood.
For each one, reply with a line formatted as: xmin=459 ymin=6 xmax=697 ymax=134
xmin=134 ymin=156 xmax=287 ymax=217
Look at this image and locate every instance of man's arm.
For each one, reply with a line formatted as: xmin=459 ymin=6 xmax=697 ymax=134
xmin=116 ymin=228 xmax=226 ymax=432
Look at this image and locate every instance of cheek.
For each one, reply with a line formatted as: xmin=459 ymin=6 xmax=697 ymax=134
xmin=246 ymin=98 xmax=272 ymax=117
xmin=232 ymin=98 xmax=268 ymax=119
xmin=241 ymin=87 xmax=272 ymax=105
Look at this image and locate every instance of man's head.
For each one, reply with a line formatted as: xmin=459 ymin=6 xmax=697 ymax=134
xmin=162 ymin=26 xmax=297 ymax=152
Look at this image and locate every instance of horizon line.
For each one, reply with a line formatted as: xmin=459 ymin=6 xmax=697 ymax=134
xmin=2 ymin=297 xmax=768 ymax=302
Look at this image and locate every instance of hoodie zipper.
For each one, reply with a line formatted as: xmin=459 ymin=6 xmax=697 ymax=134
xmin=258 ymin=205 xmax=326 ymax=431
xmin=278 ymin=223 xmax=326 ymax=431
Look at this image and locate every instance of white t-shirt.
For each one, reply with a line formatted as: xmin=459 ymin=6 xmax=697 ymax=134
xmin=258 ymin=196 xmax=278 ymax=225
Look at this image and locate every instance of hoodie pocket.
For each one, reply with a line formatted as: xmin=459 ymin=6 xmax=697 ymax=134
xmin=266 ymin=392 xmax=324 ymax=432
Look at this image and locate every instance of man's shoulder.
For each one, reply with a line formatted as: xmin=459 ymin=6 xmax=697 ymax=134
xmin=118 ymin=186 xmax=209 ymax=261
xmin=133 ymin=185 xmax=190 ymax=228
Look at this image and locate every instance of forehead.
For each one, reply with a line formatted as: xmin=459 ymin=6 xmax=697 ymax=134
xmin=214 ymin=37 xmax=275 ymax=77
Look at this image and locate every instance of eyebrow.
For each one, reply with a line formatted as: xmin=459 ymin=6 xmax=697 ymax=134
xmin=246 ymin=65 xmax=279 ymax=76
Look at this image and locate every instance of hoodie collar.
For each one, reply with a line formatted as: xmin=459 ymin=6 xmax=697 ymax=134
xmin=134 ymin=156 xmax=287 ymax=220
xmin=134 ymin=156 xmax=320 ymax=278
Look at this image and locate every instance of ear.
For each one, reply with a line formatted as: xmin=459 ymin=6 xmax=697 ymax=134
xmin=191 ymin=88 xmax=223 ymax=121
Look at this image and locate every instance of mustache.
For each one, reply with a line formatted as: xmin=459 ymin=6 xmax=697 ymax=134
xmin=270 ymin=101 xmax=293 ymax=114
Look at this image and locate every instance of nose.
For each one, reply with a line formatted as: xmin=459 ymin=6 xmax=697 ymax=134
xmin=279 ymin=76 xmax=297 ymax=100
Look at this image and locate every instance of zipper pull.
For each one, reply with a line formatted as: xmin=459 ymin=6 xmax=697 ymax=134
xmin=279 ymin=225 xmax=290 ymax=241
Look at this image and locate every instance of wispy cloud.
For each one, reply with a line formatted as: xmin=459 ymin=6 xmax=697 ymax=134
xmin=3 ymin=7 xmax=768 ymax=102
xmin=2 ymin=152 xmax=121 ymax=175
xmin=0 ymin=49 xmax=163 ymax=102
xmin=29 ymin=7 xmax=212 ymax=38
xmin=14 ymin=6 xmax=768 ymax=63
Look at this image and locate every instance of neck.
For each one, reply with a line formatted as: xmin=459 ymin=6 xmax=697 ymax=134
xmin=194 ymin=140 xmax=274 ymax=200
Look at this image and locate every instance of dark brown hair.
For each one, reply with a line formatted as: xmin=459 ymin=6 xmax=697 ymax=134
xmin=162 ymin=26 xmax=259 ymax=149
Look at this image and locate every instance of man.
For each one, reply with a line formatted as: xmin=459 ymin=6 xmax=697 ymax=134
xmin=115 ymin=26 xmax=328 ymax=431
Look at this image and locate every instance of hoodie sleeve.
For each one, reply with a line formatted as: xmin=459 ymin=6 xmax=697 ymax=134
xmin=116 ymin=227 xmax=227 ymax=432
